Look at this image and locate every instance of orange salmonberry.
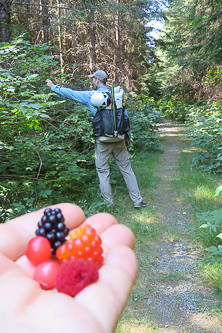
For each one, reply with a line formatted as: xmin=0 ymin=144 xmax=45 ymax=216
xmin=56 ymin=224 xmax=103 ymax=269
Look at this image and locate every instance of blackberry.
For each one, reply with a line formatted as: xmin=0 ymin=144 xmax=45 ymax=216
xmin=35 ymin=208 xmax=69 ymax=255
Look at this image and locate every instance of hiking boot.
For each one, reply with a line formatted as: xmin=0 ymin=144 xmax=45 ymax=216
xmin=134 ymin=201 xmax=148 ymax=208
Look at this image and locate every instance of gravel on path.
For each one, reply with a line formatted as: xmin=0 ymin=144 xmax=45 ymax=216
xmin=145 ymin=118 xmax=222 ymax=333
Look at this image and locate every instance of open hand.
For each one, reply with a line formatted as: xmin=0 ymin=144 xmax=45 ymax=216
xmin=0 ymin=203 xmax=137 ymax=333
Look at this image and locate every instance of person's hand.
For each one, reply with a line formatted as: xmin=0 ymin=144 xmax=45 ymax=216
xmin=0 ymin=203 xmax=137 ymax=333
xmin=46 ymin=79 xmax=54 ymax=88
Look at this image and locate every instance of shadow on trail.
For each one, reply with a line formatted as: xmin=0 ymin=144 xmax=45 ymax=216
xmin=116 ymin=118 xmax=222 ymax=333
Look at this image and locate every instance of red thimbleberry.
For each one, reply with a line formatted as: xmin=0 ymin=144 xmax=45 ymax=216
xmin=56 ymin=224 xmax=103 ymax=269
xmin=55 ymin=259 xmax=99 ymax=297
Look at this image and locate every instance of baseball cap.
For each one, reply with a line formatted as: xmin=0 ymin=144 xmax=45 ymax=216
xmin=88 ymin=70 xmax=108 ymax=82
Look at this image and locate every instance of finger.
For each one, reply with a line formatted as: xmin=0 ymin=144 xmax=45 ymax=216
xmin=83 ymin=212 xmax=119 ymax=233
xmin=0 ymin=203 xmax=85 ymax=261
xmin=75 ymin=245 xmax=138 ymax=333
xmin=83 ymin=212 xmax=135 ymax=251
xmin=101 ymin=224 xmax=136 ymax=252
xmin=16 ymin=255 xmax=35 ymax=277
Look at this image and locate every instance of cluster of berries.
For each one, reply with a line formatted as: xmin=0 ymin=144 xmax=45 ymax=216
xmin=26 ymin=208 xmax=103 ymax=297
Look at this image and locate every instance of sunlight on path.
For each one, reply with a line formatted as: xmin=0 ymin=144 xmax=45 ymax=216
xmin=116 ymin=118 xmax=222 ymax=333
xmin=146 ymin=118 xmax=222 ymax=332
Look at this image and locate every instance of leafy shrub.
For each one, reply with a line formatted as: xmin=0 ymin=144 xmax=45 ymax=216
xmin=197 ymin=186 xmax=222 ymax=262
xmin=0 ymin=35 xmax=161 ymax=220
xmin=128 ymin=94 xmax=163 ymax=151
xmin=0 ymin=35 xmax=96 ymax=220
xmin=199 ymin=209 xmax=222 ymax=260
xmin=157 ymin=98 xmax=188 ymax=122
xmin=185 ymin=102 xmax=222 ymax=173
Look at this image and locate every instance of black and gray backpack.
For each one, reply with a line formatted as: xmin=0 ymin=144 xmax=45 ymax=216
xmin=92 ymin=84 xmax=130 ymax=142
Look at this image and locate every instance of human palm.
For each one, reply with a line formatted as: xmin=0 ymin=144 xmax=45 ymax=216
xmin=0 ymin=203 xmax=137 ymax=333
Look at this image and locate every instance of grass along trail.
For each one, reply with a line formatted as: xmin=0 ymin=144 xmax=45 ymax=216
xmin=115 ymin=118 xmax=222 ymax=332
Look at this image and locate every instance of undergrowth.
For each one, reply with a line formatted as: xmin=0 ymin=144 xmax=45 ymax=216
xmin=114 ymin=121 xmax=222 ymax=331
xmin=171 ymin=149 xmax=222 ymax=290
xmin=0 ymin=36 xmax=162 ymax=222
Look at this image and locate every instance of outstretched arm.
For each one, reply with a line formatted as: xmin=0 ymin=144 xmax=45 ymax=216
xmin=0 ymin=203 xmax=137 ymax=333
xmin=45 ymin=79 xmax=96 ymax=115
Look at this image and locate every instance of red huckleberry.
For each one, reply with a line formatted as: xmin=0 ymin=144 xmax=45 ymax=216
xmin=26 ymin=236 xmax=52 ymax=266
xmin=34 ymin=261 xmax=60 ymax=290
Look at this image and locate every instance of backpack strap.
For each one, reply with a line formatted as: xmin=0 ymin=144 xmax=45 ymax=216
xmin=111 ymin=81 xmax=118 ymax=138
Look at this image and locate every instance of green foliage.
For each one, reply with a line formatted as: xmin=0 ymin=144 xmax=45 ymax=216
xmin=198 ymin=208 xmax=222 ymax=262
xmin=128 ymin=94 xmax=163 ymax=151
xmin=156 ymin=0 xmax=222 ymax=104
xmin=199 ymin=261 xmax=222 ymax=291
xmin=187 ymin=0 xmax=222 ymax=65
xmin=185 ymin=102 xmax=222 ymax=173
xmin=215 ymin=186 xmax=222 ymax=197
xmin=158 ymin=98 xmax=188 ymax=121
xmin=156 ymin=99 xmax=222 ymax=174
xmin=0 ymin=35 xmax=161 ymax=221
xmin=0 ymin=35 xmax=96 ymax=220
xmin=196 ymin=185 xmax=222 ymax=264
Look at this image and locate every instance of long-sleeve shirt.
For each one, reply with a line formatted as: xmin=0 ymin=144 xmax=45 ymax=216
xmin=51 ymin=84 xmax=109 ymax=117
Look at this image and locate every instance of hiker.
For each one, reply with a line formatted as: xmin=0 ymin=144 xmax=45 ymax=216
xmin=0 ymin=203 xmax=138 ymax=332
xmin=46 ymin=70 xmax=147 ymax=208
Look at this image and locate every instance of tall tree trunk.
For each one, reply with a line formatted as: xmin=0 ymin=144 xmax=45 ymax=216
xmin=41 ymin=0 xmax=49 ymax=44
xmin=88 ymin=8 xmax=96 ymax=72
xmin=114 ymin=0 xmax=119 ymax=82
xmin=0 ymin=0 xmax=10 ymax=42
xmin=57 ymin=0 xmax=64 ymax=72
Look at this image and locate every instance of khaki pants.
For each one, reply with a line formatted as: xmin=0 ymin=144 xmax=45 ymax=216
xmin=95 ymin=139 xmax=143 ymax=206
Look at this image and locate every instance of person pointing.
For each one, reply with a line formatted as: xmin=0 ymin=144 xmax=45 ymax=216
xmin=46 ymin=70 xmax=147 ymax=208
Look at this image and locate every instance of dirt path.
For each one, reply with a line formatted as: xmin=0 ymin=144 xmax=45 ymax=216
xmin=144 ymin=118 xmax=222 ymax=332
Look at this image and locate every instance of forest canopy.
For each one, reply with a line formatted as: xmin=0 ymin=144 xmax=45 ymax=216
xmin=0 ymin=0 xmax=221 ymax=220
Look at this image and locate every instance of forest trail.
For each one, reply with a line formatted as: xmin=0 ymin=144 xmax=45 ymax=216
xmin=137 ymin=118 xmax=222 ymax=332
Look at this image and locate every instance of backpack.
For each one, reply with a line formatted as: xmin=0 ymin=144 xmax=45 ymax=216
xmin=92 ymin=85 xmax=130 ymax=142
